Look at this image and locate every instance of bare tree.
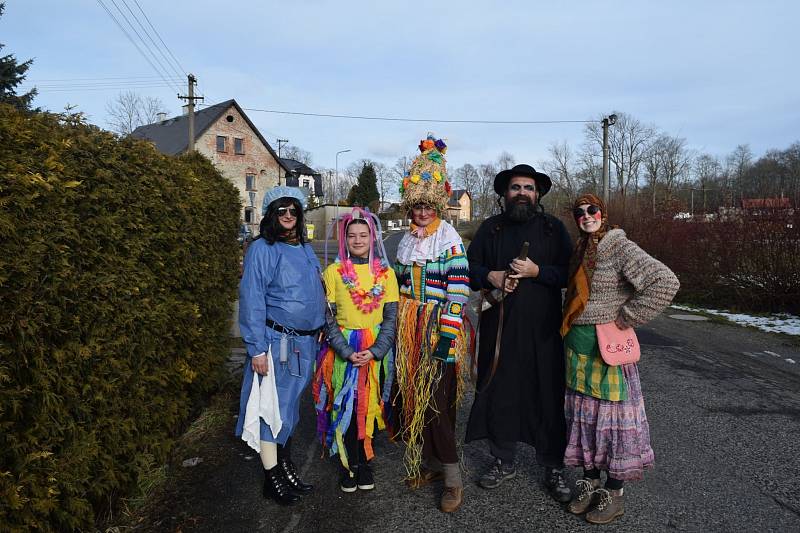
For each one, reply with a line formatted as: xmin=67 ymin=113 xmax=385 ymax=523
xmin=106 ymin=91 xmax=167 ymax=135
xmin=545 ymin=140 xmax=579 ymax=199
xmin=496 ymin=151 xmax=516 ymax=172
xmin=644 ymin=134 xmax=693 ymax=215
xmin=585 ymin=112 xmax=656 ymax=207
xmin=281 ymin=144 xmax=313 ymax=166
xmin=372 ymin=161 xmax=397 ymax=209
xmin=725 ymin=144 xmax=753 ymax=206
xmin=694 ymin=153 xmax=721 ymax=213
xmin=475 ymin=162 xmax=499 ymax=219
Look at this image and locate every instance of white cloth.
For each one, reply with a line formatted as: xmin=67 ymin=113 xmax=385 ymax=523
xmin=396 ymin=220 xmax=461 ymax=265
xmin=241 ymin=346 xmax=282 ymax=452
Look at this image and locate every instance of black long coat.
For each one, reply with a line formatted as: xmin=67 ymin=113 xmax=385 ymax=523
xmin=464 ymin=212 xmax=572 ymax=466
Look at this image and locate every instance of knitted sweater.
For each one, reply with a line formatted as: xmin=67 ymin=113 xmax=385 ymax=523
xmin=394 ymin=243 xmax=470 ymax=341
xmin=573 ymin=229 xmax=679 ymax=328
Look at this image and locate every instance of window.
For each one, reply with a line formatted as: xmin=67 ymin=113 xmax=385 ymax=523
xmin=248 ymin=192 xmax=256 ymax=207
xmin=234 ymin=137 xmax=244 ymax=154
xmin=244 ymin=208 xmax=254 ymax=223
xmin=216 ymin=135 xmax=227 ymax=152
xmin=302 ymin=178 xmax=310 ymax=189
xmin=245 ymin=173 xmax=256 ymax=191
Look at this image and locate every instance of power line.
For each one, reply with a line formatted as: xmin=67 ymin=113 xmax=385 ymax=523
xmin=106 ymin=0 xmax=182 ymax=93
xmin=219 ymin=105 xmax=594 ymax=125
xmin=30 ymin=76 xmax=183 ymax=82
xmin=31 ymin=85 xmax=176 ymax=93
xmin=131 ymin=0 xmax=188 ymax=77
xmin=95 ymin=0 xmax=181 ymax=94
xmin=119 ymin=0 xmax=184 ymax=81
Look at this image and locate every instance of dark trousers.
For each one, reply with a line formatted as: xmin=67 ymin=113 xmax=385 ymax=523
xmin=343 ymin=417 xmax=367 ymax=470
xmin=421 ymin=364 xmax=459 ymax=465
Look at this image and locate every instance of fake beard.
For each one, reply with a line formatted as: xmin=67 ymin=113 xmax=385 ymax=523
xmin=507 ymin=197 xmax=537 ymax=222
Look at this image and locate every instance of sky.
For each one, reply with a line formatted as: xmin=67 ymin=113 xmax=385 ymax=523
xmin=5 ymin=0 xmax=800 ymax=176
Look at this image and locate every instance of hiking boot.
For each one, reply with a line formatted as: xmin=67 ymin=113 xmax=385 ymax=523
xmin=567 ymin=478 xmax=602 ymax=514
xmin=440 ymin=486 xmax=463 ymax=513
xmin=478 ymin=459 xmax=516 ymax=489
xmin=263 ymin=466 xmax=300 ymax=505
xmin=586 ymin=488 xmax=625 ymax=524
xmin=357 ymin=464 xmax=375 ymax=490
xmin=544 ymin=467 xmax=572 ymax=503
xmin=405 ymin=467 xmax=444 ymax=489
xmin=340 ymin=467 xmax=357 ymax=493
xmin=278 ymin=458 xmax=313 ymax=495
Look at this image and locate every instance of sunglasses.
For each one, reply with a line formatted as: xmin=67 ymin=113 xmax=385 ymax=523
xmin=573 ymin=205 xmax=601 ymax=219
xmin=276 ymin=207 xmax=298 ymax=217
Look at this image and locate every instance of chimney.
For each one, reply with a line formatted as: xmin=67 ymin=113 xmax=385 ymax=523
xmin=157 ymin=112 xmax=167 ymax=123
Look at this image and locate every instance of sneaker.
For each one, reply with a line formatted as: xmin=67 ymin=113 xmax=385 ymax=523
xmin=357 ymin=464 xmax=375 ymax=490
xmin=567 ymin=478 xmax=601 ymax=514
xmin=544 ymin=467 xmax=572 ymax=503
xmin=340 ymin=468 xmax=357 ymax=493
xmin=586 ymin=488 xmax=625 ymax=524
xmin=478 ymin=459 xmax=516 ymax=489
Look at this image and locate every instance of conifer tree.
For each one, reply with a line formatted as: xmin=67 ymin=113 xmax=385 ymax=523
xmin=0 ymin=2 xmax=37 ymax=111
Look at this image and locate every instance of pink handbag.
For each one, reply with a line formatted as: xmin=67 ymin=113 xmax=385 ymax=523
xmin=595 ymin=322 xmax=641 ymax=366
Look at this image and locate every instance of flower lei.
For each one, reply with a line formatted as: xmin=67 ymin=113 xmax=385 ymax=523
xmin=337 ymin=258 xmax=389 ymax=313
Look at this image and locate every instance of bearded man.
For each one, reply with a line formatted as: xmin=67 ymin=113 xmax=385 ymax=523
xmin=465 ymin=164 xmax=573 ymax=502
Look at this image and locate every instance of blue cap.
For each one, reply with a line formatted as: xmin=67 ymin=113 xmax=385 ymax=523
xmin=261 ymin=186 xmax=307 ymax=215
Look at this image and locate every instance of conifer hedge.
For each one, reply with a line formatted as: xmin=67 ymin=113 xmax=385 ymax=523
xmin=0 ymin=104 xmax=241 ymax=531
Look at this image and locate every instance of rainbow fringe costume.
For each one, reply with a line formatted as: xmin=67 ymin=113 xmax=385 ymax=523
xmin=313 ymin=326 xmax=394 ymax=469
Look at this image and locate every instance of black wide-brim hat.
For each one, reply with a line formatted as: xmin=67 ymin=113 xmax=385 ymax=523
xmin=494 ymin=164 xmax=552 ymax=196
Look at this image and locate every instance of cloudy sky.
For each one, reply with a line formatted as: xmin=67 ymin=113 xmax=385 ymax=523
xmin=6 ymin=0 xmax=799 ymax=174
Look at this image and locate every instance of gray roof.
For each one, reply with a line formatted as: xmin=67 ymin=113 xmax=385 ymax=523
xmin=279 ymin=158 xmax=320 ymax=177
xmin=448 ymin=188 xmax=469 ymax=207
xmin=130 ymin=99 xmax=287 ymax=170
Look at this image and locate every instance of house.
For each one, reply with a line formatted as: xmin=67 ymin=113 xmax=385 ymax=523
xmin=279 ymin=158 xmax=323 ymax=202
xmin=741 ymin=197 xmax=792 ymax=215
xmin=131 ymin=99 xmax=289 ymax=235
xmin=445 ymin=189 xmax=472 ymax=224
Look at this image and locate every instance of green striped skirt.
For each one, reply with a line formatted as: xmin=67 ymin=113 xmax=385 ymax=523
xmin=564 ymin=324 xmax=628 ymax=401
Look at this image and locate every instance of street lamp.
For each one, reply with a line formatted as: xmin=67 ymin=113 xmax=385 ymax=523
xmin=334 ymin=149 xmax=351 ymax=235
xmin=601 ymin=113 xmax=617 ymax=205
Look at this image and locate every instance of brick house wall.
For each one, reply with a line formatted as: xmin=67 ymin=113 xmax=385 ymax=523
xmin=195 ymin=106 xmax=282 ymax=233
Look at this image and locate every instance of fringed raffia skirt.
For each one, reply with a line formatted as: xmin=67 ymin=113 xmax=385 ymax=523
xmin=394 ymin=296 xmax=468 ymax=478
xmin=313 ymin=325 xmax=393 ymax=470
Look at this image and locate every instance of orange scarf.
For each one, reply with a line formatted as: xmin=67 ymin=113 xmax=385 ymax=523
xmin=410 ymin=216 xmax=441 ymax=238
xmin=560 ymin=194 xmax=612 ymax=337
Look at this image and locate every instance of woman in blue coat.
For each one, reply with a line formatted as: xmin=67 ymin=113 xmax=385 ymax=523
xmin=235 ymin=186 xmax=325 ymax=505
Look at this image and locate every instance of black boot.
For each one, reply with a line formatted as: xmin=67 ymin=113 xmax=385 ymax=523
xmin=263 ymin=466 xmax=300 ymax=505
xmin=279 ymin=457 xmax=314 ymax=495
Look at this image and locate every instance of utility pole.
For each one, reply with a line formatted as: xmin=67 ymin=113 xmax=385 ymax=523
xmin=178 ymin=74 xmax=204 ymax=153
xmin=601 ymin=114 xmax=617 ymax=205
xmin=277 ymin=139 xmax=289 ymax=159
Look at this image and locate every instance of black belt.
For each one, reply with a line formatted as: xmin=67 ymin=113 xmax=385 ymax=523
xmin=266 ymin=318 xmax=320 ymax=337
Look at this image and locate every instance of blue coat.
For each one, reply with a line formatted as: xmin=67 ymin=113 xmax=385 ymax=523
xmin=235 ymin=239 xmax=325 ymax=444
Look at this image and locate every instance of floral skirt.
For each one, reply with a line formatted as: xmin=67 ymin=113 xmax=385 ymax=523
xmin=564 ymin=362 xmax=654 ymax=481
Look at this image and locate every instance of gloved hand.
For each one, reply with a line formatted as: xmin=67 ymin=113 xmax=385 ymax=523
xmin=432 ymin=337 xmax=452 ymax=361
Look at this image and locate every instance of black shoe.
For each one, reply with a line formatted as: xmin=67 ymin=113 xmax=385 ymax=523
xmin=357 ymin=464 xmax=375 ymax=490
xmin=479 ymin=459 xmax=516 ymax=489
xmin=544 ymin=467 xmax=572 ymax=503
xmin=279 ymin=458 xmax=314 ymax=495
xmin=263 ymin=466 xmax=300 ymax=505
xmin=340 ymin=467 xmax=357 ymax=493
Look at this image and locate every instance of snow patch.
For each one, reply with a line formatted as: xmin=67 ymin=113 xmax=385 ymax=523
xmin=671 ymin=305 xmax=800 ymax=336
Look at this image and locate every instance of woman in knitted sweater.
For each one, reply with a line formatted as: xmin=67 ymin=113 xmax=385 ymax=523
xmin=560 ymin=193 xmax=679 ymax=525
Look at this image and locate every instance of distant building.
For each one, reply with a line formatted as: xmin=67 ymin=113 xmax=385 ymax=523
xmin=131 ymin=99 xmax=290 ymax=235
xmin=741 ymin=197 xmax=792 ymax=215
xmin=445 ymin=189 xmax=472 ymax=224
xmin=279 ymin=158 xmax=323 ymax=201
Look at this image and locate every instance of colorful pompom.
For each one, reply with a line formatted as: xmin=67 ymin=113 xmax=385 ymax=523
xmin=421 ymin=171 xmax=432 ymax=181
xmin=411 ymin=174 xmax=421 ymax=183
xmin=433 ymin=171 xmax=442 ymax=182
xmin=444 ymin=181 xmax=452 ymax=194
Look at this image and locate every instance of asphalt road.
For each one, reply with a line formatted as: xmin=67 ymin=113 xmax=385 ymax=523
xmin=159 ymin=236 xmax=800 ymax=532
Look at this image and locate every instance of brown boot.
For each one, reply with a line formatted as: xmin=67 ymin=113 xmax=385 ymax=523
xmin=440 ymin=486 xmax=463 ymax=513
xmin=585 ymin=488 xmax=625 ymax=524
xmin=405 ymin=467 xmax=444 ymax=489
xmin=567 ymin=478 xmax=602 ymax=514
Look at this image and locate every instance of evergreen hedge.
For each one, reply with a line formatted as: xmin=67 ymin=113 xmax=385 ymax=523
xmin=0 ymin=104 xmax=241 ymax=531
